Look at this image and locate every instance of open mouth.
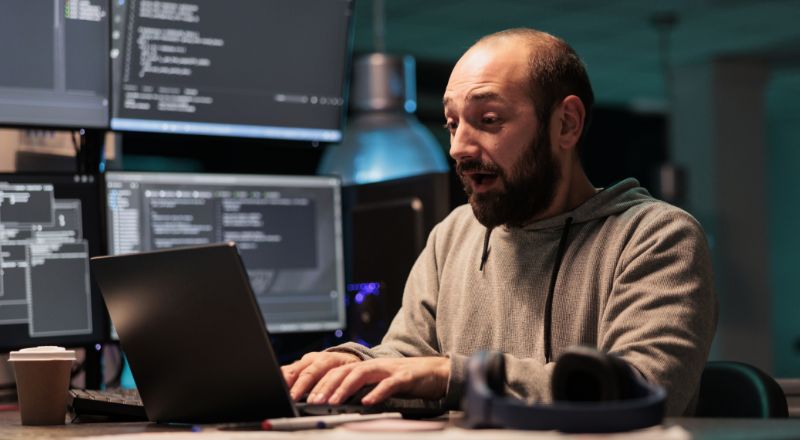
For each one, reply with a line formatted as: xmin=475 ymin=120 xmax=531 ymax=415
xmin=466 ymin=172 xmax=499 ymax=191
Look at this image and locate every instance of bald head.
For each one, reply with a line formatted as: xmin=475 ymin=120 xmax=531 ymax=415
xmin=446 ymin=38 xmax=534 ymax=108
xmin=463 ymin=28 xmax=594 ymax=145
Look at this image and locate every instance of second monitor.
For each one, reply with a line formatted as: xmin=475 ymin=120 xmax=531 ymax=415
xmin=109 ymin=0 xmax=354 ymax=142
xmin=104 ymin=171 xmax=345 ymax=333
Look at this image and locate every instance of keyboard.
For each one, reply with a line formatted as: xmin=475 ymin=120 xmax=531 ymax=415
xmin=68 ymin=388 xmax=148 ymax=422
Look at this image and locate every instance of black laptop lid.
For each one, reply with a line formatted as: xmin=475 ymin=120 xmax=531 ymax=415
xmin=91 ymin=243 xmax=298 ymax=423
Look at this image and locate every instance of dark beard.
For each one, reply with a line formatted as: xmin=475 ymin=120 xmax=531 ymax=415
xmin=457 ymin=126 xmax=559 ymax=229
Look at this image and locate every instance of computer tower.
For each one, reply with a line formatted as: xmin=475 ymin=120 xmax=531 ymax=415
xmin=341 ymin=172 xmax=450 ymax=346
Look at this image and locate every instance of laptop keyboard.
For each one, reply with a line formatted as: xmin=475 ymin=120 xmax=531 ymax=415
xmin=68 ymin=388 xmax=148 ymax=422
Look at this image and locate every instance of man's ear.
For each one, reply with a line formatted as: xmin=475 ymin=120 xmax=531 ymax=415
xmin=553 ymin=95 xmax=585 ymax=152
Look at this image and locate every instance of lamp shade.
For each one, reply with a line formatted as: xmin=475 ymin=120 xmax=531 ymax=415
xmin=318 ymin=53 xmax=449 ymax=185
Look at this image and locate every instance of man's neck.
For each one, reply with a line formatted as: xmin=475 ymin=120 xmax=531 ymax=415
xmin=527 ymin=164 xmax=596 ymax=223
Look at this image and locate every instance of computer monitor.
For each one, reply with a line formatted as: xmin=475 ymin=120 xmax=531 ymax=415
xmin=109 ymin=0 xmax=353 ymax=142
xmin=0 ymin=174 xmax=108 ymax=351
xmin=104 ymin=171 xmax=345 ymax=333
xmin=0 ymin=1 xmax=110 ymax=129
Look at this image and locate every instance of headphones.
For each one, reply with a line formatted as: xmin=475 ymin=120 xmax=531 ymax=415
xmin=461 ymin=346 xmax=666 ymax=432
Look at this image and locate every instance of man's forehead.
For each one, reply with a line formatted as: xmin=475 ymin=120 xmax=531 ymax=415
xmin=443 ymin=42 xmax=531 ymax=109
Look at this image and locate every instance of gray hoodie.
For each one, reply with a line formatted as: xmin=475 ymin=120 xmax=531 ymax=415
xmin=331 ymin=178 xmax=718 ymax=416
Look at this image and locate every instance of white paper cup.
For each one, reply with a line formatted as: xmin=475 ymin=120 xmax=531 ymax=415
xmin=8 ymin=346 xmax=76 ymax=425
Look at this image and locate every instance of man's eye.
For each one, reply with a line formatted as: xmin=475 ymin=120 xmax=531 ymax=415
xmin=443 ymin=122 xmax=457 ymax=133
xmin=482 ymin=115 xmax=499 ymax=125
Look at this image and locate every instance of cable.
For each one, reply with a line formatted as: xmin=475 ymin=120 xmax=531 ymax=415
xmin=72 ymin=129 xmax=88 ymax=174
xmin=69 ymin=356 xmax=85 ymax=389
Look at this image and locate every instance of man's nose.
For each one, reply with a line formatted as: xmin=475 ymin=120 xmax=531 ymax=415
xmin=449 ymin=125 xmax=481 ymax=162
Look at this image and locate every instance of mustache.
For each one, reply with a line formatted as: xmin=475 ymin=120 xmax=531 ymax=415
xmin=456 ymin=160 xmax=503 ymax=177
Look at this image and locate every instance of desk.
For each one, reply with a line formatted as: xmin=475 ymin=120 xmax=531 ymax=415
xmin=2 ymin=409 xmax=800 ymax=439
xmin=0 ymin=408 xmax=182 ymax=438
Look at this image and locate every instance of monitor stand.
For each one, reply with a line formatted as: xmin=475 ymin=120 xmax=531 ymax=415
xmin=75 ymin=129 xmax=105 ymax=174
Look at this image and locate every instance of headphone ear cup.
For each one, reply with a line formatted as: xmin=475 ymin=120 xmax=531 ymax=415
xmin=551 ymin=346 xmax=622 ymax=402
xmin=483 ymin=352 xmax=507 ymax=397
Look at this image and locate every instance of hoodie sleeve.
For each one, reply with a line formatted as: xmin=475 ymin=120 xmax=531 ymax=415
xmin=598 ymin=208 xmax=717 ymax=416
xmin=326 ymin=222 xmax=443 ymax=360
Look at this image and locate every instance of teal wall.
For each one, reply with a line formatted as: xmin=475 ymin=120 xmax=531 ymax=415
xmin=767 ymin=68 xmax=800 ymax=377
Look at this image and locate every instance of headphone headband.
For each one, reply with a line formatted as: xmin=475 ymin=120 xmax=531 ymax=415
xmin=461 ymin=348 xmax=666 ymax=432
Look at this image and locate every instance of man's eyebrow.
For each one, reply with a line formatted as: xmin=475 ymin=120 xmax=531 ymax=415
xmin=442 ymin=91 xmax=506 ymax=107
xmin=466 ymin=91 xmax=505 ymax=103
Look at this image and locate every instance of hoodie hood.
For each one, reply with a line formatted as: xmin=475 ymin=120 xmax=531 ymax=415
xmin=518 ymin=178 xmax=654 ymax=231
xmin=478 ymin=178 xmax=652 ymax=270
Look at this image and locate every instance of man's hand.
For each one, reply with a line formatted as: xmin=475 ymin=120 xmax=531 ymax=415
xmin=281 ymin=351 xmax=361 ymax=401
xmin=306 ymin=357 xmax=451 ymax=406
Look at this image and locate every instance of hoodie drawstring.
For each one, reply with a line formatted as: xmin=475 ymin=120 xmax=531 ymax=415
xmin=544 ymin=217 xmax=573 ymax=363
xmin=479 ymin=227 xmax=493 ymax=271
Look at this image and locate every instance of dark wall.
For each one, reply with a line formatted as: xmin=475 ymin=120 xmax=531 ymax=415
xmin=581 ymin=108 xmax=667 ymax=192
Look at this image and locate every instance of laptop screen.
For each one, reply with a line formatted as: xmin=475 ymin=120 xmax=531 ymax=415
xmin=104 ymin=171 xmax=345 ymax=333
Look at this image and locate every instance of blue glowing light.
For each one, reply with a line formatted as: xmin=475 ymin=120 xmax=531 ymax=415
xmin=347 ymin=282 xmax=382 ymax=295
xmin=347 ymin=282 xmax=382 ymax=306
xmin=335 ymin=329 xmax=344 ymax=338
xmin=95 ymin=344 xmax=102 ymax=351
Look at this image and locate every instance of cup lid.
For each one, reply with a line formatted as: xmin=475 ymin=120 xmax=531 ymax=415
xmin=8 ymin=346 xmax=76 ymax=361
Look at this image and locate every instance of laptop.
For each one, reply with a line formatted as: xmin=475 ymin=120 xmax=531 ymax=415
xmin=90 ymin=242 xmax=443 ymax=424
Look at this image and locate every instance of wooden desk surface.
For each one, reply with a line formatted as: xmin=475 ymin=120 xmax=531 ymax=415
xmin=0 ymin=408 xmax=185 ymax=438
xmin=2 ymin=408 xmax=800 ymax=439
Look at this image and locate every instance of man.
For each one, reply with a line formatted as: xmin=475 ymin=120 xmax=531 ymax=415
xmin=282 ymin=28 xmax=717 ymax=416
